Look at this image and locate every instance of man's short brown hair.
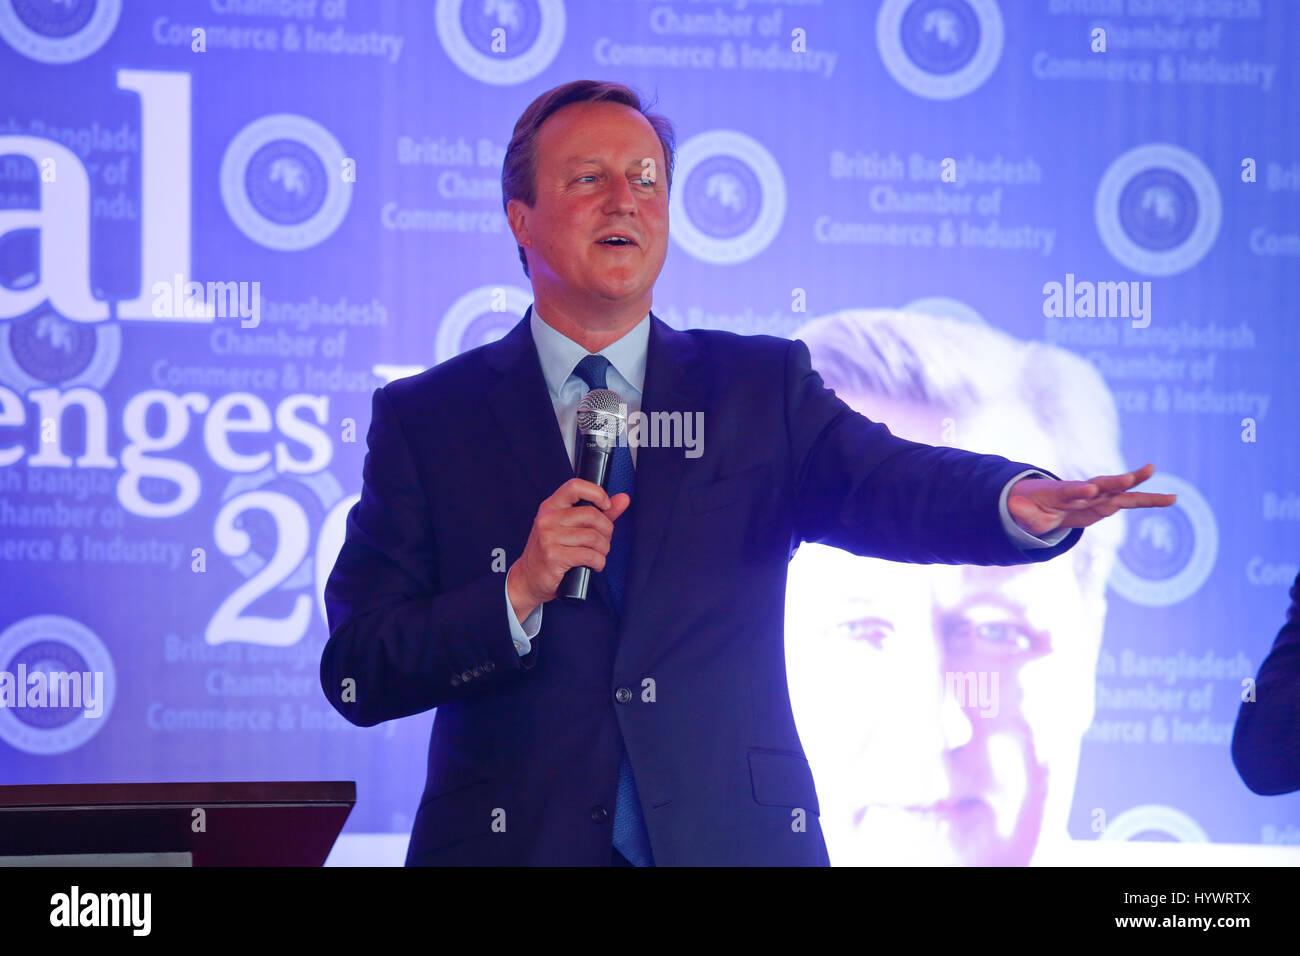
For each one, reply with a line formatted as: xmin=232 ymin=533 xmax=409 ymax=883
xmin=502 ymin=80 xmax=676 ymax=278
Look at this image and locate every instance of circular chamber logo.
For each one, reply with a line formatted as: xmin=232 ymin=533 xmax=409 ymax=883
xmin=876 ymin=0 xmax=1004 ymax=100
xmin=1108 ymin=473 xmax=1217 ymax=607
xmin=0 ymin=306 xmax=121 ymax=391
xmin=0 ymin=614 xmax=115 ymax=755
xmin=1095 ymin=144 xmax=1221 ymax=276
xmin=669 ymin=130 xmax=786 ymax=266
xmin=0 ymin=0 xmax=121 ymax=64
xmin=436 ymin=285 xmax=532 ymax=362
xmin=1101 ymin=804 xmax=1209 ymax=842
xmin=434 ymin=0 xmax=565 ymax=85
xmin=220 ymin=114 xmax=353 ymax=251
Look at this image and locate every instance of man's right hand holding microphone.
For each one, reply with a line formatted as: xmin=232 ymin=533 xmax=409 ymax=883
xmin=506 ymin=477 xmax=631 ymax=624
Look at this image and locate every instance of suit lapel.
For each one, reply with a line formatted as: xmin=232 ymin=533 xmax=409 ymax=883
xmin=622 ymin=312 xmax=706 ymax=623
xmin=483 ymin=304 xmax=616 ymax=614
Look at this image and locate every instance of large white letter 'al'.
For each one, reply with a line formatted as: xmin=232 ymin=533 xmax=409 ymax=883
xmin=116 ymin=69 xmax=197 ymax=322
xmin=0 ymin=132 xmax=105 ymax=321
xmin=0 ymin=69 xmax=202 ymax=324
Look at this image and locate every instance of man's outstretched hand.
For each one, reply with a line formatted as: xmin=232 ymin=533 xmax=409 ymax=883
xmin=1008 ymin=463 xmax=1177 ymax=537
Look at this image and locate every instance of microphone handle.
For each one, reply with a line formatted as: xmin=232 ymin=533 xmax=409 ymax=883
xmin=559 ymin=433 xmax=613 ymax=603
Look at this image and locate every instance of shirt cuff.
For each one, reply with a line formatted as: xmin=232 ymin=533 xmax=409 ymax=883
xmin=505 ymin=571 xmax=542 ymax=655
xmin=1000 ymin=470 xmax=1070 ymax=549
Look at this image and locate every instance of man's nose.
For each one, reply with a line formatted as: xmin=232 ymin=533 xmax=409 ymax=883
xmin=868 ymin=665 xmax=968 ymax=804
xmin=602 ymin=175 xmax=638 ymax=212
xmin=939 ymin=676 xmax=977 ymax=751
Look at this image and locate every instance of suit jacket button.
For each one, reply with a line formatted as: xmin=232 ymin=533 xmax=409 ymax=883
xmin=615 ymin=686 xmax=633 ymax=704
xmin=590 ymin=805 xmax=609 ymax=823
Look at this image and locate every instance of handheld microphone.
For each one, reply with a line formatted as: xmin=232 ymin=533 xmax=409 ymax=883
xmin=560 ymin=388 xmax=625 ymax=603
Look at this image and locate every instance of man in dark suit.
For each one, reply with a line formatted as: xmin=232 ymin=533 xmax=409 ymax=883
xmin=1232 ymin=568 xmax=1300 ymax=796
xmin=320 ymin=79 xmax=1176 ymax=866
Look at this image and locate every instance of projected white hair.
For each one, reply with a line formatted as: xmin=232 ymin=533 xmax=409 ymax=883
xmin=794 ymin=308 xmax=1125 ymax=596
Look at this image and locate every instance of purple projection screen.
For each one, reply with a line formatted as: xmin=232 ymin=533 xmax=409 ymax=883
xmin=0 ymin=0 xmax=1296 ymax=865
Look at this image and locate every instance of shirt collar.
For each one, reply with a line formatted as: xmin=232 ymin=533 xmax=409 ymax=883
xmin=530 ymin=303 xmax=649 ymax=398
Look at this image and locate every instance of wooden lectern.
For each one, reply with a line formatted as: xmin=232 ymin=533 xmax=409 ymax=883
xmin=0 ymin=781 xmax=355 ymax=866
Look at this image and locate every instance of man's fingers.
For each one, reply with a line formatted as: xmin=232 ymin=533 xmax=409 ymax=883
xmin=1013 ymin=481 xmax=1096 ymax=513
xmin=549 ymin=526 xmax=610 ymax=554
xmin=1085 ymin=473 xmax=1135 ymax=492
xmin=1080 ymin=462 xmax=1176 ymax=510
xmin=548 ymin=480 xmax=631 ymax=515
xmin=1110 ymin=491 xmax=1178 ymax=509
xmin=606 ymin=492 xmax=631 ymax=520
xmin=550 ymin=504 xmax=614 ymax=537
xmin=1055 ymin=481 xmax=1099 ymax=501
xmin=551 ymin=477 xmax=611 ymax=509
xmin=1087 ymin=463 xmax=1156 ymax=493
xmin=559 ymin=545 xmax=607 ymax=572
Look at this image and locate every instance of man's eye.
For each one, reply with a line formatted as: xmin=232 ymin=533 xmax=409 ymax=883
xmin=634 ymin=178 xmax=655 ymax=186
xmin=945 ymin=619 xmax=1037 ymax=656
xmin=834 ymin=617 xmax=893 ymax=648
xmin=575 ymin=175 xmax=597 ymax=183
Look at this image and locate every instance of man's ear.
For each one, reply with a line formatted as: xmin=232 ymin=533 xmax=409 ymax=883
xmin=506 ymin=197 xmax=531 ymax=248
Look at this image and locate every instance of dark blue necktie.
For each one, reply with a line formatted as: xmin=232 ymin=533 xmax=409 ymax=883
xmin=572 ymin=353 xmax=654 ymax=867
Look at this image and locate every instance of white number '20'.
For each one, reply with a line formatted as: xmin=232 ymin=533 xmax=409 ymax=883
xmin=205 ymin=490 xmax=358 ymax=646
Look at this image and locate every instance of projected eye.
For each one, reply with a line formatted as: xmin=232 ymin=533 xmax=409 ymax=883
xmin=945 ymin=617 xmax=1040 ymax=657
xmin=833 ymin=617 xmax=894 ymax=649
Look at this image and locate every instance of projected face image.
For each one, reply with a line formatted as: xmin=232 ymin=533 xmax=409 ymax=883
xmin=785 ymin=397 xmax=1106 ymax=866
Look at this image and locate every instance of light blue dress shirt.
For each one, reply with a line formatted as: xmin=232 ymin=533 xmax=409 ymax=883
xmin=504 ymin=307 xmax=1067 ymax=655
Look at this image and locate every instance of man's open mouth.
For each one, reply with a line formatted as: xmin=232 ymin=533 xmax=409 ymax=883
xmin=596 ymin=235 xmax=637 ymax=246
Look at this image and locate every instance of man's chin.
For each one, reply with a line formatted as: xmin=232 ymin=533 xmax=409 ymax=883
xmin=585 ymin=276 xmax=650 ymax=304
xmin=847 ymin=803 xmax=1038 ymax=867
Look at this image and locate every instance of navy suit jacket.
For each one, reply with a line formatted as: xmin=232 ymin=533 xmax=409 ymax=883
xmin=1231 ymin=569 xmax=1300 ymax=795
xmin=321 ymin=306 xmax=1082 ymax=865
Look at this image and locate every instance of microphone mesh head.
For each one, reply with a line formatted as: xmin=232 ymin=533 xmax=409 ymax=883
xmin=576 ymin=388 xmax=626 ymax=441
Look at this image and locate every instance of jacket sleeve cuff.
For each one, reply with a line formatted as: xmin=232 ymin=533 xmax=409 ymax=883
xmin=505 ymin=572 xmax=543 ymax=656
xmin=1000 ymin=470 xmax=1071 ymax=549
